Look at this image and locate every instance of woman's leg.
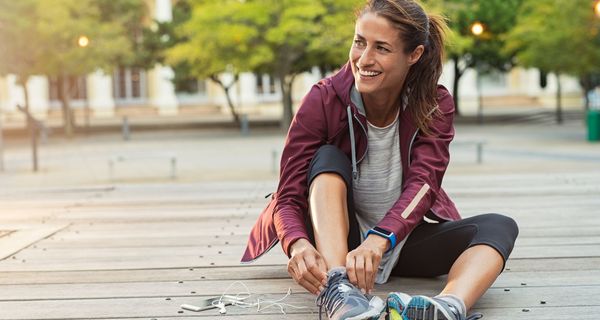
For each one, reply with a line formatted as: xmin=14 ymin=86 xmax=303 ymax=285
xmin=308 ymin=172 xmax=350 ymax=269
xmin=392 ymin=213 xmax=519 ymax=311
xmin=440 ymin=245 xmax=503 ymax=310
xmin=305 ymin=145 xmax=362 ymax=270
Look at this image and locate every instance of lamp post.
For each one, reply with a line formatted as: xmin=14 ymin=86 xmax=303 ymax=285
xmin=78 ymin=35 xmax=89 ymax=48
xmin=471 ymin=22 xmax=485 ymax=124
xmin=78 ymin=35 xmax=91 ymax=131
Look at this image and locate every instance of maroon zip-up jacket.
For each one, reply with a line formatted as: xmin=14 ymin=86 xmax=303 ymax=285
xmin=241 ymin=62 xmax=461 ymax=263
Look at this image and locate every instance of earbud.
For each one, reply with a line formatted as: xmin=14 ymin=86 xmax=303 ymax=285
xmin=217 ymin=302 xmax=227 ymax=314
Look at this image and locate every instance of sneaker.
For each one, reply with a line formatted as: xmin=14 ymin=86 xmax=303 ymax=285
xmin=316 ymin=267 xmax=385 ymax=320
xmin=386 ymin=292 xmax=412 ymax=320
xmin=403 ymin=296 xmax=483 ymax=320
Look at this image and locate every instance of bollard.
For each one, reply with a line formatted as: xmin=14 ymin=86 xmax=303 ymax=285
xmin=272 ymin=149 xmax=278 ymax=175
xmin=170 ymin=157 xmax=177 ymax=179
xmin=122 ymin=116 xmax=130 ymax=141
xmin=240 ymin=114 xmax=249 ymax=136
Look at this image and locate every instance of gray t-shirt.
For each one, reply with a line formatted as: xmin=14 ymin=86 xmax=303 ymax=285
xmin=351 ymin=86 xmax=409 ymax=284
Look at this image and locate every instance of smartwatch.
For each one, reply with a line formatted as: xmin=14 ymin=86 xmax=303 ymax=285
xmin=365 ymin=226 xmax=397 ymax=251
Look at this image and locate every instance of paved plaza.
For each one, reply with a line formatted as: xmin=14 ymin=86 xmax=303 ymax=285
xmin=0 ymin=116 xmax=599 ymax=319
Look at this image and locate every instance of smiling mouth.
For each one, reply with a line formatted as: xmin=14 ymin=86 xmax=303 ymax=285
xmin=357 ymin=68 xmax=382 ymax=77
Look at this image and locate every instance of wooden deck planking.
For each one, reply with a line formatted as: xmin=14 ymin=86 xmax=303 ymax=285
xmin=0 ymin=171 xmax=599 ymax=319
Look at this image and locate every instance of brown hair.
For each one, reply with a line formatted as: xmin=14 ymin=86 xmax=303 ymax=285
xmin=358 ymin=0 xmax=447 ymax=135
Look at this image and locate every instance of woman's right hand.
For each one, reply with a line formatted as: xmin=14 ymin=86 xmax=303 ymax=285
xmin=287 ymin=238 xmax=328 ymax=295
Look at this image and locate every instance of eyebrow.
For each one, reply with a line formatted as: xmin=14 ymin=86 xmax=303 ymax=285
xmin=355 ymin=33 xmax=393 ymax=47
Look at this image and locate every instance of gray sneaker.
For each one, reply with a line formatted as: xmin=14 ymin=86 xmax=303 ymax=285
xmin=316 ymin=267 xmax=385 ymax=320
xmin=403 ymin=296 xmax=483 ymax=320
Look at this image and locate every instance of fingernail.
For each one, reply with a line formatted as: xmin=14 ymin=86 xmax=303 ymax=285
xmin=319 ymin=286 xmax=324 ymax=292
xmin=361 ymin=288 xmax=366 ymax=294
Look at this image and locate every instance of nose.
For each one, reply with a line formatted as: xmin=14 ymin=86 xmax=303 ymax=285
xmin=357 ymin=46 xmax=375 ymax=68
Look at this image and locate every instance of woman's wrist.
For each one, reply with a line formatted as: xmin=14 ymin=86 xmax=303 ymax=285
xmin=365 ymin=234 xmax=390 ymax=253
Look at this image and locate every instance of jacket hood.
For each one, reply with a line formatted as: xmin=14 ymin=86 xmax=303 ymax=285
xmin=330 ymin=61 xmax=355 ymax=107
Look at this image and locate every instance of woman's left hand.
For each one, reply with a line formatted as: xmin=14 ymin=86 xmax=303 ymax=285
xmin=345 ymin=235 xmax=389 ymax=294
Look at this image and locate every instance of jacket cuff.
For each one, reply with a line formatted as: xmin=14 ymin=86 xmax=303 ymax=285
xmin=281 ymin=232 xmax=310 ymax=258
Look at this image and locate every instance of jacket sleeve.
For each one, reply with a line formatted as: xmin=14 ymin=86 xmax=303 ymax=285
xmin=273 ymin=85 xmax=328 ymax=257
xmin=377 ymin=88 xmax=455 ymax=241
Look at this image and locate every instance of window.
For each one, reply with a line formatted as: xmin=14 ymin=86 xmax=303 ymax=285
xmin=256 ymin=74 xmax=277 ymax=95
xmin=48 ymin=75 xmax=87 ymax=102
xmin=113 ymin=67 xmax=147 ymax=103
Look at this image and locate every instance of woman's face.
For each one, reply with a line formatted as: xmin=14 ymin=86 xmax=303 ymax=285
xmin=349 ymin=12 xmax=422 ymax=97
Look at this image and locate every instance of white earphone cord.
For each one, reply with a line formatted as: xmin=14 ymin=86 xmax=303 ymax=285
xmin=210 ymin=281 xmax=309 ymax=315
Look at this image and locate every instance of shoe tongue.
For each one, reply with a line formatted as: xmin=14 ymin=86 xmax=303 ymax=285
xmin=327 ymin=266 xmax=347 ymax=277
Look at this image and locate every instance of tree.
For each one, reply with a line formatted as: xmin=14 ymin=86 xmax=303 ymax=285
xmin=506 ymin=0 xmax=600 ymax=122
xmin=167 ymin=0 xmax=262 ymax=126
xmin=168 ymin=0 xmax=360 ymax=130
xmin=0 ymin=0 xmax=44 ymax=130
xmin=424 ymin=0 xmax=523 ymax=114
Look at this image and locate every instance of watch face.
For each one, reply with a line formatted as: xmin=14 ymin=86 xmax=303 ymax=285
xmin=373 ymin=226 xmax=392 ymax=236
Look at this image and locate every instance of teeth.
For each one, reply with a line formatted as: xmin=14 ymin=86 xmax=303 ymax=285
xmin=358 ymin=69 xmax=381 ymax=77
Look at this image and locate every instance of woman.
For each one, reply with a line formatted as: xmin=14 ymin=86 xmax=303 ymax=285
xmin=242 ymin=1 xmax=518 ymax=319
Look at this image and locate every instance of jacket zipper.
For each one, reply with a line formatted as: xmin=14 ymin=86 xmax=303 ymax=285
xmin=353 ymin=112 xmax=369 ymax=163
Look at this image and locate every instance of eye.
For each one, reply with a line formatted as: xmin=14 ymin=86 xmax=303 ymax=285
xmin=377 ymin=45 xmax=390 ymax=53
xmin=353 ymin=39 xmax=366 ymax=47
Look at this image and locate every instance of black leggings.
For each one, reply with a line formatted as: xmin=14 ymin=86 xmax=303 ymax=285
xmin=305 ymin=145 xmax=519 ymax=277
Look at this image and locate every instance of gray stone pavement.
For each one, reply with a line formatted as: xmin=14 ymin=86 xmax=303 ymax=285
xmin=0 ymin=116 xmax=598 ymax=191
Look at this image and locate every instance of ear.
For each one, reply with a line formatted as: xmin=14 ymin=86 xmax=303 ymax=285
xmin=408 ymin=45 xmax=424 ymax=66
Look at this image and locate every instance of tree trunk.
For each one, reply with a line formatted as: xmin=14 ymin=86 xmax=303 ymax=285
xmin=279 ymin=73 xmax=296 ymax=132
xmin=556 ymin=73 xmax=563 ymax=125
xmin=19 ymin=76 xmax=31 ymax=132
xmin=209 ymin=74 xmax=240 ymax=126
xmin=58 ymin=75 xmax=74 ymax=136
xmin=452 ymin=58 xmax=464 ymax=115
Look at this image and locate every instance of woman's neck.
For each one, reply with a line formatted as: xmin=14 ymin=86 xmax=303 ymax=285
xmin=362 ymin=92 xmax=402 ymax=127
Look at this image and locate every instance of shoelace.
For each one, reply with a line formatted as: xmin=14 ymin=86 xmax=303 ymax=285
xmin=316 ymin=272 xmax=347 ymax=319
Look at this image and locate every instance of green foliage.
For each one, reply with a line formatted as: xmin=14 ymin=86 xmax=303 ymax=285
xmin=167 ymin=0 xmax=362 ymax=127
xmin=428 ymin=0 xmax=523 ymax=72
xmin=0 ymin=0 xmax=42 ymax=82
xmin=506 ymin=0 xmax=600 ymax=77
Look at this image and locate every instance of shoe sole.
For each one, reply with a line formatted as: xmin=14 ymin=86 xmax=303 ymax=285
xmin=404 ymin=296 xmax=455 ymax=320
xmin=346 ymin=296 xmax=386 ymax=320
xmin=386 ymin=292 xmax=412 ymax=320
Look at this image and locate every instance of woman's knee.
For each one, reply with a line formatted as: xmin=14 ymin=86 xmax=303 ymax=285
xmin=309 ymin=172 xmax=347 ymax=194
xmin=482 ymin=213 xmax=519 ymax=240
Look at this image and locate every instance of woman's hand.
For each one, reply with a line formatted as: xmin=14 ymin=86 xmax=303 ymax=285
xmin=287 ymin=238 xmax=328 ymax=295
xmin=346 ymin=235 xmax=388 ymax=294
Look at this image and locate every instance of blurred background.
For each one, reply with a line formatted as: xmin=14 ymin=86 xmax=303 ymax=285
xmin=0 ymin=0 xmax=599 ymax=186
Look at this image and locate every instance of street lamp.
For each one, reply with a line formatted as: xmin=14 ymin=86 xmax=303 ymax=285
xmin=471 ymin=22 xmax=485 ymax=36
xmin=78 ymin=35 xmax=89 ymax=48
xmin=471 ymin=22 xmax=485 ymax=124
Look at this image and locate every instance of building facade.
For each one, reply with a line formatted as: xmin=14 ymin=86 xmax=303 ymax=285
xmin=0 ymin=0 xmax=586 ymax=123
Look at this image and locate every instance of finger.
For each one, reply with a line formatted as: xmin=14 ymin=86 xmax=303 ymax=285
xmin=304 ymin=255 xmax=326 ymax=291
xmin=365 ymin=255 xmax=374 ymax=294
xmin=346 ymin=254 xmax=358 ymax=286
xmin=297 ymin=259 xmax=321 ymax=294
xmin=315 ymin=257 xmax=328 ymax=285
xmin=355 ymin=255 xmax=366 ymax=293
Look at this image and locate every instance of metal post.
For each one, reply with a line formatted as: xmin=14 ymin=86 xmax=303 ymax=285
xmin=122 ymin=116 xmax=130 ymax=140
xmin=241 ymin=114 xmax=249 ymax=136
xmin=170 ymin=157 xmax=177 ymax=179
xmin=31 ymin=119 xmax=38 ymax=172
xmin=272 ymin=149 xmax=278 ymax=175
